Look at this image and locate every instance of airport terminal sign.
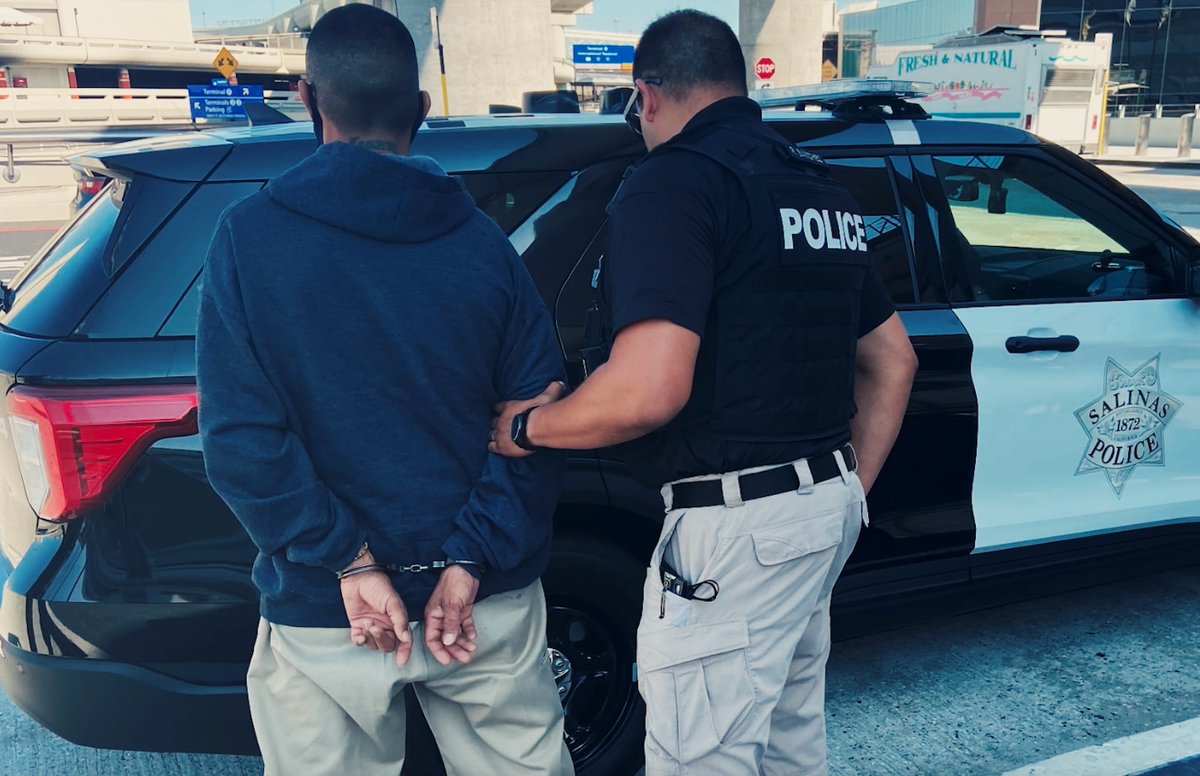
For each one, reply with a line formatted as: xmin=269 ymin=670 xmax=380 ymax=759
xmin=572 ymin=44 xmax=635 ymax=70
xmin=188 ymin=84 xmax=264 ymax=120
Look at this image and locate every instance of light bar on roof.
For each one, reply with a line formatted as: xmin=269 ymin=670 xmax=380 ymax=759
xmin=751 ymin=79 xmax=936 ymax=109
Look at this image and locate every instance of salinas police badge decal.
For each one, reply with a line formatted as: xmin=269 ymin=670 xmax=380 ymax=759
xmin=1075 ymin=354 xmax=1182 ymax=497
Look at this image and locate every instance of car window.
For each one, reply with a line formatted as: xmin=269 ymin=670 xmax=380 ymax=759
xmin=77 ymin=182 xmax=264 ymax=339
xmin=156 ymin=173 xmax=574 ymax=338
xmin=159 ymin=272 xmax=203 ymax=337
xmin=508 ymin=160 xmax=631 ymax=386
xmin=0 ymin=185 xmax=123 ymax=338
xmin=824 ymin=158 xmax=917 ymax=305
xmin=933 ymin=155 xmax=1177 ymax=302
xmin=459 ymin=172 xmax=572 ymax=235
xmin=107 ymin=179 xmax=194 ymax=274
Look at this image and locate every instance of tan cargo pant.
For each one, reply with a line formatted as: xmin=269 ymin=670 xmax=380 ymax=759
xmin=638 ymin=452 xmax=865 ymax=776
xmin=246 ymin=579 xmax=574 ymax=776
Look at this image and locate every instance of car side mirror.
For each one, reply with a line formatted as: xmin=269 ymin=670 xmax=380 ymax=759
xmin=987 ymin=186 xmax=1008 ymax=215
xmin=943 ymin=177 xmax=980 ymax=202
xmin=1188 ymin=247 xmax=1200 ymax=299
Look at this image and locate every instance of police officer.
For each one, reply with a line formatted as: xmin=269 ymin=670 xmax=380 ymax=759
xmin=490 ymin=10 xmax=917 ymax=775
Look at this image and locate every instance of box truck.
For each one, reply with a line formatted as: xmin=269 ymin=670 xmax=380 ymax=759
xmin=869 ymin=27 xmax=1112 ymax=153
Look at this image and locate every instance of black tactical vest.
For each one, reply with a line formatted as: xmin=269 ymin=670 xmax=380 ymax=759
xmin=598 ymin=118 xmax=871 ymax=443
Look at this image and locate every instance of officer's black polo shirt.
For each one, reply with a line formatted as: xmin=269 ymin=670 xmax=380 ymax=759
xmin=601 ymin=96 xmax=896 ymax=489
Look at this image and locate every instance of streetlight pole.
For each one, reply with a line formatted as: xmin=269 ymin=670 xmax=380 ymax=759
xmin=1158 ymin=2 xmax=1172 ymax=103
xmin=429 ymin=7 xmax=449 ymax=116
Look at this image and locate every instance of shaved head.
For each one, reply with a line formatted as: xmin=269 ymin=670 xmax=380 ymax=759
xmin=306 ymin=4 xmax=421 ymax=138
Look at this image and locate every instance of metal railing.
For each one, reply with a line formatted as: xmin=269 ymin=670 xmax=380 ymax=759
xmin=2 ymin=127 xmax=193 ymax=183
xmin=0 ymin=88 xmax=306 ymax=129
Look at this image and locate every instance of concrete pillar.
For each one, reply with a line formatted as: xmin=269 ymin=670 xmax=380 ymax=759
xmin=397 ymin=0 xmax=554 ymax=117
xmin=740 ymin=0 xmax=823 ymax=91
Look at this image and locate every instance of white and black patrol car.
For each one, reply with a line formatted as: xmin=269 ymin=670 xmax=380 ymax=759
xmin=0 ymin=81 xmax=1196 ymax=776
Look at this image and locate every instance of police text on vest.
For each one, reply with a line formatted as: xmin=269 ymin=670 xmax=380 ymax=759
xmin=780 ymin=208 xmax=868 ymax=252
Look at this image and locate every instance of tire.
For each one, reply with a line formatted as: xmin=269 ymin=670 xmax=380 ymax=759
xmin=543 ymin=534 xmax=647 ymax=776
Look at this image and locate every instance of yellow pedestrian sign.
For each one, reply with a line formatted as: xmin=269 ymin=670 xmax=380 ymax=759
xmin=214 ymin=47 xmax=238 ymax=79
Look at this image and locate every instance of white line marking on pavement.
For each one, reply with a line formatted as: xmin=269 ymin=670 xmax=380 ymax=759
xmin=1001 ymin=716 xmax=1200 ymax=776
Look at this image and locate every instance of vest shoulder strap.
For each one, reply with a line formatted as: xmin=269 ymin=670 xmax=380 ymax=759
xmin=655 ymin=123 xmax=834 ymax=241
xmin=657 ymin=122 xmax=830 ymax=186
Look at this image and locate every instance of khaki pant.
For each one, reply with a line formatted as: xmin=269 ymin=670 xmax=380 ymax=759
xmin=638 ymin=453 xmax=865 ymax=776
xmin=247 ymin=579 xmax=574 ymax=776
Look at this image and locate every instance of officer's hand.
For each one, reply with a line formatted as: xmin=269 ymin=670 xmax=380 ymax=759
xmin=488 ymin=381 xmax=566 ymax=458
xmin=424 ymin=565 xmax=480 ymax=666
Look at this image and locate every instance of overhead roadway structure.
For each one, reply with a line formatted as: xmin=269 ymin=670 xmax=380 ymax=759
xmin=741 ymin=0 xmax=823 ymax=90
xmin=198 ymin=0 xmax=823 ymax=109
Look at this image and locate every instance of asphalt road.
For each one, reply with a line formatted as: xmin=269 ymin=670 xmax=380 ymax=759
xmin=826 ymin=563 xmax=1200 ymax=775
xmin=2 ymin=563 xmax=1198 ymax=776
xmin=1099 ymin=163 xmax=1200 ymax=236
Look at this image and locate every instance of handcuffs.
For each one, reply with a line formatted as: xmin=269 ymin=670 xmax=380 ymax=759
xmin=335 ymin=542 xmax=486 ymax=581
xmin=336 ymin=559 xmax=485 ymax=581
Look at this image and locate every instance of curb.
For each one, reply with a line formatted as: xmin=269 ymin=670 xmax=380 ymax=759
xmin=1086 ymin=157 xmax=1200 ymax=169
xmin=1001 ymin=717 xmax=1200 ymax=776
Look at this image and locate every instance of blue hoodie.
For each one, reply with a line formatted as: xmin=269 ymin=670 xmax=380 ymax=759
xmin=197 ymin=142 xmax=566 ymax=628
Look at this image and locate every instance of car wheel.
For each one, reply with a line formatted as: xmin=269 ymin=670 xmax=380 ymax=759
xmin=543 ymin=533 xmax=646 ymax=776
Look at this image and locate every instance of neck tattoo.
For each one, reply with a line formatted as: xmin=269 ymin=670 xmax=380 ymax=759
xmin=347 ymin=137 xmax=399 ymax=153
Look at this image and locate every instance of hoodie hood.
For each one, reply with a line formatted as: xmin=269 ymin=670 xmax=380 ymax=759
xmin=267 ymin=142 xmax=475 ymax=244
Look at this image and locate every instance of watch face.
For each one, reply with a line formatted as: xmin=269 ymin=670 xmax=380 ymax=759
xmin=511 ymin=408 xmax=537 ymax=451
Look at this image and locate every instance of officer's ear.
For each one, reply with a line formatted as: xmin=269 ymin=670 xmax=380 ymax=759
xmin=640 ymin=81 xmax=662 ymax=125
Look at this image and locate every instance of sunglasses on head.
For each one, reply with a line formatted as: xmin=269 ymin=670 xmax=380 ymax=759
xmin=623 ymin=77 xmax=664 ymax=136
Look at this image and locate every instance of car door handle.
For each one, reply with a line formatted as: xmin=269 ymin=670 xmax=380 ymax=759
xmin=1005 ymin=335 xmax=1080 ymax=354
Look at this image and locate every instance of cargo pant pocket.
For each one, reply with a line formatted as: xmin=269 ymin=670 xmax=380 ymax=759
xmin=637 ymin=619 xmax=755 ymax=765
xmin=750 ymin=507 xmax=845 ymax=566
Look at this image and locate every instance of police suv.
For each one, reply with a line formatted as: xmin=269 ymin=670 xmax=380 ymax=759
xmin=0 ymin=81 xmax=1197 ymax=776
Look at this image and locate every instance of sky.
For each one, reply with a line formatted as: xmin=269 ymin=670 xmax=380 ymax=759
xmin=574 ymin=0 xmax=738 ymax=34
xmin=188 ymin=0 xmax=739 ymax=33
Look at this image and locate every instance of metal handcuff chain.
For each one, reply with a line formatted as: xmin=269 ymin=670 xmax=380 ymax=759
xmin=335 ymin=560 xmax=483 ymax=581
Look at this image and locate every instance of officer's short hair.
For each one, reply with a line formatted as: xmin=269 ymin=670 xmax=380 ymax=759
xmin=306 ymin=4 xmax=420 ymax=137
xmin=633 ymin=10 xmax=747 ymax=100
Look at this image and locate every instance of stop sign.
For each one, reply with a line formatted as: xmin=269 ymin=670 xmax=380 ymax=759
xmin=755 ymin=57 xmax=776 ymax=80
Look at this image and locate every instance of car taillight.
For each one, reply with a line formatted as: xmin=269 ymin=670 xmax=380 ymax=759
xmin=77 ymin=178 xmax=105 ymax=196
xmin=6 ymin=385 xmax=198 ymax=522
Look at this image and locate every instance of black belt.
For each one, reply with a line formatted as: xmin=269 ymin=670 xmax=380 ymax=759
xmin=668 ymin=446 xmax=857 ymax=510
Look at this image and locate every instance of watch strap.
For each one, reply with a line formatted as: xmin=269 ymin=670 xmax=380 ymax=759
xmin=511 ymin=406 xmax=540 ymax=451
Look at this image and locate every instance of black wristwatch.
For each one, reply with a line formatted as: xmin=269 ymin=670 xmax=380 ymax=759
xmin=510 ymin=406 xmax=540 ymax=452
